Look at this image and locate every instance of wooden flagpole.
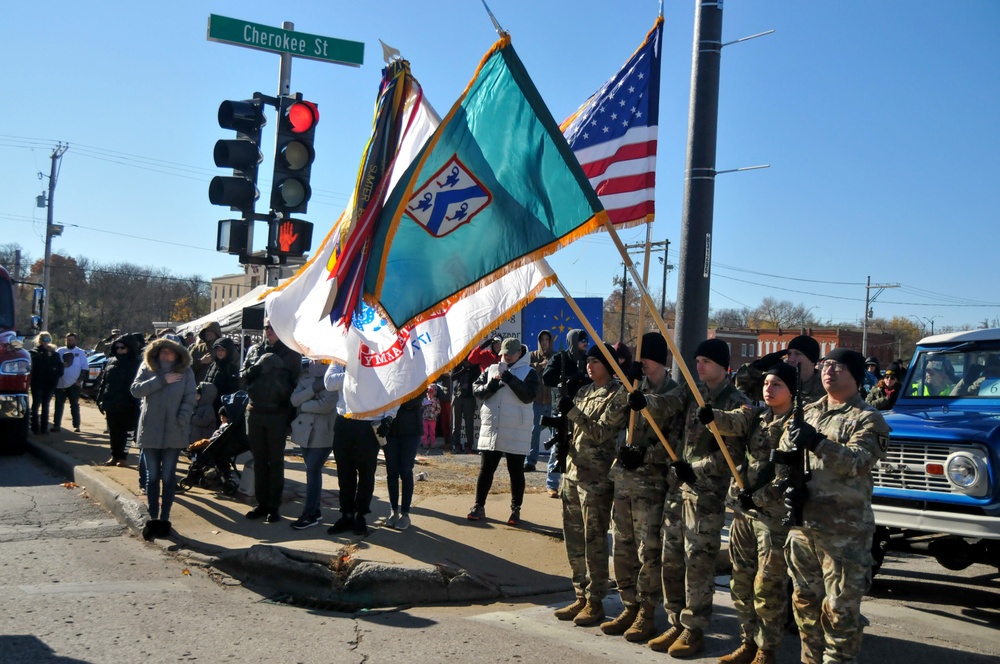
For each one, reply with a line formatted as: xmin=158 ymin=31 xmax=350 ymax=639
xmin=549 ymin=272 xmax=678 ymax=461
xmin=599 ymin=220 xmax=745 ymax=489
xmin=624 ymin=224 xmax=654 ymax=447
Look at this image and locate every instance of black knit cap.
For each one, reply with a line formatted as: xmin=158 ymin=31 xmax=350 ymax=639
xmin=639 ymin=332 xmax=668 ymax=365
xmin=823 ymin=348 xmax=867 ymax=387
xmin=695 ymin=338 xmax=730 ymax=369
xmin=764 ymin=362 xmax=798 ymax=399
xmin=788 ymin=335 xmax=820 ymax=364
xmin=586 ymin=343 xmax=619 ymax=375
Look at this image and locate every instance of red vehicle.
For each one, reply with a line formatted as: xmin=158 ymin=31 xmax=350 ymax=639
xmin=0 ymin=266 xmax=30 ymax=453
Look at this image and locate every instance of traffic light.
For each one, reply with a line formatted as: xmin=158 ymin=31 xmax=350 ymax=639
xmin=267 ymin=219 xmax=314 ymax=257
xmin=271 ymin=95 xmax=319 ymax=215
xmin=209 ymin=97 xmax=266 ymax=216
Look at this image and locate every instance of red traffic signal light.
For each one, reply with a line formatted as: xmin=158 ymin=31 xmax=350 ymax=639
xmin=267 ymin=219 xmax=314 ymax=257
xmin=271 ymin=95 xmax=318 ymax=215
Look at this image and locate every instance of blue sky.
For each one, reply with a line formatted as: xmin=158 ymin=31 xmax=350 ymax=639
xmin=3 ymin=1 xmax=998 ymax=333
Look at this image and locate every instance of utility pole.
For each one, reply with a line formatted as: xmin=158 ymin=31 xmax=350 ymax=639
xmin=863 ymin=275 xmax=899 ymax=356
xmin=624 ymin=240 xmax=669 ymax=339
xmin=41 ymin=144 xmax=68 ymax=331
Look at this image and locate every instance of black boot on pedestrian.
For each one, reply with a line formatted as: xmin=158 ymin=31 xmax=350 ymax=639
xmin=154 ymin=520 xmax=172 ymax=539
xmin=327 ymin=512 xmax=354 ymax=535
xmin=352 ymin=513 xmax=368 ymax=536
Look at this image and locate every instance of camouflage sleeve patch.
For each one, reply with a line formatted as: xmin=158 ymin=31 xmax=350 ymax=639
xmin=877 ymin=432 xmax=890 ymax=454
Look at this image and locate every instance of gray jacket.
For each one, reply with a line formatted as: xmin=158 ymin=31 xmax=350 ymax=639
xmin=131 ymin=338 xmax=197 ymax=450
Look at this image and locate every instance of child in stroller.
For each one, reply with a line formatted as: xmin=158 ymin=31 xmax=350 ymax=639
xmin=180 ymin=391 xmax=249 ymax=495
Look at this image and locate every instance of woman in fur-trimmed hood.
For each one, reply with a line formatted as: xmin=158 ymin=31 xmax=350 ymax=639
xmin=130 ymin=336 xmax=197 ymax=539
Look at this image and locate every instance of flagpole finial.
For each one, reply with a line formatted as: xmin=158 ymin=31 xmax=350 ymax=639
xmin=479 ymin=0 xmax=507 ymax=37
xmin=379 ymin=39 xmax=402 ymax=64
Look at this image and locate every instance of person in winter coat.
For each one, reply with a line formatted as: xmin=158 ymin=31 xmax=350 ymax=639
xmin=190 ymin=382 xmax=219 ymax=444
xmin=29 ymin=331 xmax=63 ymax=435
xmin=131 ymin=337 xmax=197 ymax=540
xmin=288 ymin=360 xmax=338 ymax=530
xmin=384 ymin=393 xmax=424 ymax=530
xmin=204 ymin=336 xmax=240 ymax=408
xmin=525 ymin=330 xmax=554 ymax=471
xmin=468 ymin=336 xmax=502 ymax=373
xmin=421 ymin=384 xmax=441 ymax=448
xmin=466 ymin=337 xmax=539 ymax=526
xmin=189 ymin=321 xmax=223 ymax=383
xmin=450 ymin=359 xmax=479 ymax=453
xmin=867 ymin=359 xmax=904 ymax=410
xmin=240 ymin=321 xmax=301 ymax=523
xmin=95 ymin=333 xmax=141 ymax=465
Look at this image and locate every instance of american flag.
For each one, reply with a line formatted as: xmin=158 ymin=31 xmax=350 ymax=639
xmin=562 ymin=17 xmax=662 ymax=227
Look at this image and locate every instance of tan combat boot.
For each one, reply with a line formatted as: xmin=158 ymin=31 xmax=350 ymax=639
xmin=750 ymin=649 xmax=776 ymax=664
xmin=573 ymin=598 xmax=606 ymax=627
xmin=599 ymin=604 xmax=639 ymax=635
xmin=667 ymin=627 xmax=705 ymax=658
xmin=623 ymin=602 xmax=657 ymax=642
xmin=553 ymin=597 xmax=587 ymax=621
xmin=648 ymin=623 xmax=683 ymax=652
xmin=718 ymin=641 xmax=758 ymax=664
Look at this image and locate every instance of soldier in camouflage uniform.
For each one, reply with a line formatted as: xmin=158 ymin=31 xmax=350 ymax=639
xmin=597 ymin=333 xmax=677 ymax=642
xmin=777 ymin=348 xmax=890 ymax=664
xmin=698 ymin=362 xmax=798 ymax=664
xmin=735 ymin=335 xmax=824 ymax=405
xmin=628 ymin=338 xmax=751 ymax=657
xmin=552 ymin=343 xmax=624 ymax=626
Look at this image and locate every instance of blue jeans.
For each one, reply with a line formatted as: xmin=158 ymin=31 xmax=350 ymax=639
xmin=384 ymin=434 xmax=421 ymax=513
xmin=138 ymin=449 xmax=147 ymax=491
xmin=301 ymin=446 xmax=332 ymax=519
xmin=526 ymin=402 xmax=548 ymax=466
xmin=143 ymin=447 xmax=181 ymax=521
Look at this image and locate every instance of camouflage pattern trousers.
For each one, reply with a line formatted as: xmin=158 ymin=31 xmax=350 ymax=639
xmin=661 ymin=487 xmax=727 ymax=631
xmin=562 ymin=477 xmax=614 ymax=600
xmin=611 ymin=468 xmax=667 ymax=607
xmin=728 ymin=512 xmax=791 ymax=650
xmin=786 ymin=526 xmax=873 ymax=664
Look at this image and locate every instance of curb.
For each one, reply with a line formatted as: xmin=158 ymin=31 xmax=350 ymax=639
xmin=25 ymin=437 xmax=572 ymax=608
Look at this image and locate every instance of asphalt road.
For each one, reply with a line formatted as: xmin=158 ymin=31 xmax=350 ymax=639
xmin=1 ymin=453 xmax=998 ymax=663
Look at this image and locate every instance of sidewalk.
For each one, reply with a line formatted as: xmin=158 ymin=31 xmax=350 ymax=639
xmin=26 ymin=400 xmax=573 ymax=608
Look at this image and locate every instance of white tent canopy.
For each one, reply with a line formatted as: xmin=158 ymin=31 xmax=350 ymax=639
xmin=175 ymin=285 xmax=269 ymax=339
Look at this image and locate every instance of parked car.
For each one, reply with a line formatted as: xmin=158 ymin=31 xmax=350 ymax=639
xmin=81 ymin=352 xmax=107 ymax=399
xmin=872 ymin=328 xmax=1000 ymax=573
xmin=0 ymin=266 xmax=30 ymax=454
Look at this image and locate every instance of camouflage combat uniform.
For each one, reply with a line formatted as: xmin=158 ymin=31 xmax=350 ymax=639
xmin=646 ymin=380 xmax=751 ymax=632
xmin=776 ymin=394 xmax=889 ymax=664
xmin=710 ymin=404 xmax=792 ymax=652
xmin=603 ymin=373 xmax=677 ymax=610
xmin=561 ymin=379 xmax=624 ymax=601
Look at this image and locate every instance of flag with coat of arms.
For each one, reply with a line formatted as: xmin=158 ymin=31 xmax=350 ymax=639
xmin=362 ymin=34 xmax=608 ymax=328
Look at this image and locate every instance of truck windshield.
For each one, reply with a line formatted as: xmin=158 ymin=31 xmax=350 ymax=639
xmin=908 ymin=349 xmax=1000 ymax=398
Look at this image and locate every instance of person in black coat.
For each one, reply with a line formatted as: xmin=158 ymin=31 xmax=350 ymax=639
xmin=96 ymin=333 xmax=142 ymax=466
xmin=204 ymin=336 xmax=240 ymax=409
xmin=29 ymin=331 xmax=64 ymax=435
xmin=384 ymin=394 xmax=424 ymax=530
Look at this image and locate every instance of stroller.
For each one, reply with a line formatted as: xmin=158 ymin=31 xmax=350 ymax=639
xmin=179 ymin=391 xmax=249 ymax=496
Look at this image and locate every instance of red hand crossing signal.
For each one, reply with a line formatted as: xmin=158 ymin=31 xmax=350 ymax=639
xmin=268 ymin=219 xmax=313 ymax=257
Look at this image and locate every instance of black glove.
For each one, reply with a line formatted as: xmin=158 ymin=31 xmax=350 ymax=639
xmin=558 ymin=396 xmax=575 ymax=415
xmin=626 ymin=391 xmax=647 ymax=411
xmin=629 ymin=361 xmax=644 ymax=382
xmin=737 ymin=489 xmax=757 ymax=512
xmin=479 ymin=338 xmax=494 ymax=350
xmin=783 ymin=485 xmax=808 ymax=513
xmin=672 ymin=460 xmax=697 ymax=484
xmin=697 ymin=404 xmax=714 ymax=425
xmin=788 ymin=421 xmax=824 ymax=452
xmin=752 ymin=349 xmax=788 ymax=371
xmin=617 ymin=445 xmax=646 ymax=470
xmin=376 ymin=417 xmax=391 ymax=438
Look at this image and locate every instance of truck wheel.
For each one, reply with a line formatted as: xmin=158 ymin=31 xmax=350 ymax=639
xmin=0 ymin=418 xmax=29 ymax=455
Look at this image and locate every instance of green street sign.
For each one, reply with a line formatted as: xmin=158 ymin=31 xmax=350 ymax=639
xmin=207 ymin=14 xmax=364 ymax=67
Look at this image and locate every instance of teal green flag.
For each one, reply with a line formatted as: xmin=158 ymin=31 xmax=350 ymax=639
xmin=364 ymin=35 xmax=607 ymax=327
